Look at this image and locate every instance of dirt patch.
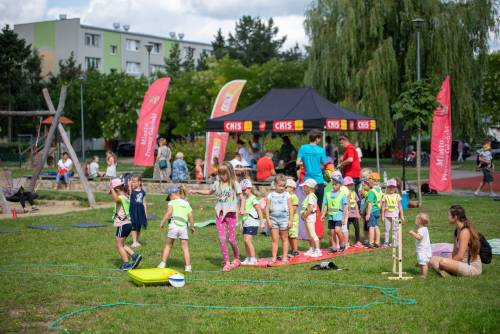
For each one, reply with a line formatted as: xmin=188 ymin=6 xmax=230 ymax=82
xmin=0 ymin=200 xmax=112 ymax=220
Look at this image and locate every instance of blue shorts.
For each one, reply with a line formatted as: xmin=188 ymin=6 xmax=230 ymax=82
xmin=367 ymin=212 xmax=380 ymax=228
xmin=270 ymin=217 xmax=289 ymax=230
xmin=328 ymin=220 xmax=342 ymax=229
xmin=116 ymin=224 xmax=132 ymax=238
xmin=243 ymin=226 xmax=258 ymax=236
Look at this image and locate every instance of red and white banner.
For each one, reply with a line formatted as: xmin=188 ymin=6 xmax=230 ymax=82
xmin=429 ymin=76 xmax=452 ymax=192
xmin=273 ymin=120 xmax=303 ymax=132
xmin=133 ymin=77 xmax=171 ymax=166
xmin=205 ymin=80 xmax=246 ymax=176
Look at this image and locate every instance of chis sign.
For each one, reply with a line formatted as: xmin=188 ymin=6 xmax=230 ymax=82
xmin=273 ymin=120 xmax=303 ymax=132
xmin=325 ymin=119 xmax=376 ymax=131
xmin=223 ymin=121 xmax=252 ymax=132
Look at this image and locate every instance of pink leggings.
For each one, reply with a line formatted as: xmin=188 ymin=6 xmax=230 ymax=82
xmin=216 ymin=212 xmax=239 ymax=262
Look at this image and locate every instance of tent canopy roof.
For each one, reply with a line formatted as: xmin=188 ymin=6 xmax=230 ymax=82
xmin=206 ymin=88 xmax=376 ymax=133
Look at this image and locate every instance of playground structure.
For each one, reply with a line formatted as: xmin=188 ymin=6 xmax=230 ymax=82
xmin=0 ymin=86 xmax=96 ymax=210
xmin=383 ymin=219 xmax=413 ymax=280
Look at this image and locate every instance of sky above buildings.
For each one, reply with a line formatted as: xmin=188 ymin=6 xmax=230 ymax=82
xmin=0 ymin=0 xmax=498 ymax=50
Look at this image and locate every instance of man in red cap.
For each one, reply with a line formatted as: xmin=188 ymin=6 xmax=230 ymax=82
xmin=338 ymin=135 xmax=361 ymax=192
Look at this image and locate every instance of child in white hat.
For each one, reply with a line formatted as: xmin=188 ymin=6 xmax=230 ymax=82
xmin=301 ymin=178 xmax=322 ymax=257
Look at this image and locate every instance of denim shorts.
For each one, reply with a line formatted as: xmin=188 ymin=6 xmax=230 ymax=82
xmin=367 ymin=211 xmax=380 ymax=228
xmin=243 ymin=226 xmax=258 ymax=236
xmin=271 ymin=218 xmax=289 ymax=230
xmin=328 ymin=220 xmax=342 ymax=229
xmin=116 ymin=224 xmax=132 ymax=238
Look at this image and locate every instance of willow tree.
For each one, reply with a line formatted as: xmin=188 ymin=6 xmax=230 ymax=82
xmin=305 ymin=0 xmax=498 ymax=147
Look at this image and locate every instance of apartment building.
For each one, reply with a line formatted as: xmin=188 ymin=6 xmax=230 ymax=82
xmin=14 ymin=16 xmax=212 ymax=78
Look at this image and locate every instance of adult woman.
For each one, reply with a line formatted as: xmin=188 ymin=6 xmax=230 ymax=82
xmin=105 ymin=151 xmax=117 ymax=177
xmin=172 ymin=152 xmax=189 ymax=182
xmin=154 ymin=138 xmax=172 ymax=181
xmin=429 ymin=205 xmax=482 ymax=277
xmin=53 ymin=152 xmax=73 ymax=190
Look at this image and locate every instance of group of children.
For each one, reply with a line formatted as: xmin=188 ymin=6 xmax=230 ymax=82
xmin=108 ymin=162 xmax=432 ymax=277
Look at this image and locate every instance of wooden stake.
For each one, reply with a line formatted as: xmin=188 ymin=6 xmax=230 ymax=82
xmin=29 ymin=87 xmax=67 ymax=192
xmin=388 ymin=219 xmax=413 ymax=280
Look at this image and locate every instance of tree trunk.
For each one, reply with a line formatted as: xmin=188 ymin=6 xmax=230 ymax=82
xmin=417 ymin=130 xmax=422 ymax=207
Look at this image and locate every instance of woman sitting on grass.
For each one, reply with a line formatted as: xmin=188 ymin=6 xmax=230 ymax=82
xmin=429 ymin=205 xmax=482 ymax=277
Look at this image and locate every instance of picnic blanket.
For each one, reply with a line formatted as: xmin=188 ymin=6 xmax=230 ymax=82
xmin=488 ymin=239 xmax=500 ymax=255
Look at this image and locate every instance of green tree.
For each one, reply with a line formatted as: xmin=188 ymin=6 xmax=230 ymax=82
xmin=196 ymin=50 xmax=210 ymax=71
xmin=165 ymin=42 xmax=182 ymax=78
xmin=57 ymin=51 xmax=82 ymax=83
xmin=305 ymin=0 xmax=498 ymax=146
xmin=211 ymin=29 xmax=227 ymax=61
xmin=482 ymin=51 xmax=500 ymax=126
xmin=0 ymin=24 xmax=43 ymax=139
xmin=392 ymin=80 xmax=438 ymax=205
xmin=182 ymin=46 xmax=195 ymax=72
xmin=223 ymin=16 xmax=286 ymax=66
xmin=280 ymin=43 xmax=304 ymax=62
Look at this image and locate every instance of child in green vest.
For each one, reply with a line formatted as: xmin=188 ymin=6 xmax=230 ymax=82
xmin=286 ymin=178 xmax=300 ymax=257
xmin=365 ymin=172 xmax=383 ymax=248
xmin=109 ymin=178 xmax=142 ymax=271
xmin=240 ymin=179 xmax=264 ymax=265
xmin=158 ymin=185 xmax=195 ymax=272
xmin=301 ymin=179 xmax=321 ymax=257
xmin=321 ymin=174 xmax=348 ymax=253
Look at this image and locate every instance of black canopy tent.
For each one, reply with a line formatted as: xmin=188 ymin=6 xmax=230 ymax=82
xmin=205 ymin=88 xmax=380 ymax=172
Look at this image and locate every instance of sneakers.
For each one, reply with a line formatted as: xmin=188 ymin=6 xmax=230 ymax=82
xmin=339 ymin=245 xmax=346 ymax=253
xmin=31 ymin=205 xmax=39 ymax=212
xmin=381 ymin=242 xmax=390 ymax=248
xmin=353 ymin=241 xmax=363 ymax=248
xmin=304 ymin=248 xmax=314 ymax=256
xmin=157 ymin=261 xmax=167 ymax=268
xmin=289 ymin=251 xmax=300 ymax=257
xmin=131 ymin=242 xmax=142 ymax=248
xmin=119 ymin=262 xmax=133 ymax=271
xmin=474 ymin=191 xmax=479 ymax=196
xmin=310 ymin=249 xmax=322 ymax=257
xmin=131 ymin=253 xmax=142 ymax=269
xmin=248 ymin=257 xmax=258 ymax=265
xmin=373 ymin=243 xmax=380 ymax=248
xmin=242 ymin=258 xmax=250 ymax=265
xmin=185 ymin=265 xmax=192 ymax=273
xmin=327 ymin=247 xmax=337 ymax=254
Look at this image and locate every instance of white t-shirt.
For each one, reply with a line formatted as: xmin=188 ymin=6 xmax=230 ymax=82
xmin=416 ymin=226 xmax=432 ymax=257
xmin=89 ymin=161 xmax=99 ymax=177
xmin=230 ymin=158 xmax=250 ymax=168
xmin=57 ymin=158 xmax=73 ymax=171
xmin=356 ymin=147 xmax=363 ymax=161
xmin=238 ymin=147 xmax=253 ymax=164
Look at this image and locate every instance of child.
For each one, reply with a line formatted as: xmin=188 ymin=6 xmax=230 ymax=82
xmin=195 ymin=159 xmax=204 ymax=184
xmin=158 ymin=185 xmax=195 ymax=272
xmin=365 ymin=172 xmax=382 ymax=248
xmin=322 ymin=174 xmax=348 ymax=253
xmin=301 ymin=179 xmax=321 ymax=257
xmin=128 ymin=174 xmax=148 ymax=248
xmin=359 ymin=179 xmax=371 ymax=246
xmin=240 ymin=179 xmax=265 ymax=265
xmin=323 ymin=157 xmax=335 ymax=182
xmin=409 ymin=213 xmax=432 ymax=278
xmin=475 ymin=140 xmax=496 ymax=197
xmin=266 ymin=174 xmax=293 ymax=263
xmin=109 ymin=178 xmax=142 ymax=271
xmin=334 ymin=171 xmax=350 ymax=248
xmin=286 ymin=178 xmax=300 ymax=256
xmin=344 ymin=176 xmax=362 ymax=247
xmin=381 ymin=179 xmax=405 ymax=247
xmin=191 ymin=162 xmax=244 ymax=272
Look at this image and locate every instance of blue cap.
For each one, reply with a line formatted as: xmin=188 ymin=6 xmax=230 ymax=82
xmin=166 ymin=186 xmax=180 ymax=195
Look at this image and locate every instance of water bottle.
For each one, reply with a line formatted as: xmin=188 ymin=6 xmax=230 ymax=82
xmin=11 ymin=208 xmax=17 ymax=218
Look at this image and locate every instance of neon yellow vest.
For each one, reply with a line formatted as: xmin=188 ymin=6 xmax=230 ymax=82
xmin=326 ymin=191 xmax=344 ymax=217
xmin=301 ymin=193 xmax=317 ymax=215
xmin=384 ymin=193 xmax=400 ymax=212
xmin=348 ymin=191 xmax=357 ymax=209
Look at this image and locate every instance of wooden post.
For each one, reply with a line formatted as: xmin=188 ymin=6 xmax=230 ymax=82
xmin=29 ymin=87 xmax=67 ymax=192
xmin=0 ymin=187 xmax=11 ymax=214
xmin=57 ymin=123 xmax=96 ymax=208
xmin=388 ymin=219 xmax=413 ymax=280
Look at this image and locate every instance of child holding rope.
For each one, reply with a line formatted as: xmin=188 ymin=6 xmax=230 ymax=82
xmin=240 ymin=179 xmax=264 ymax=265
xmin=158 ymin=185 xmax=195 ymax=272
xmin=266 ymin=174 xmax=293 ymax=263
xmin=191 ymin=162 xmax=244 ymax=272
xmin=109 ymin=178 xmax=142 ymax=271
xmin=381 ymin=179 xmax=404 ymax=248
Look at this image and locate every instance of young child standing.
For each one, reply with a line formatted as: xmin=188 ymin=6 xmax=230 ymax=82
xmin=195 ymin=159 xmax=204 ymax=184
xmin=109 ymin=178 xmax=142 ymax=271
xmin=322 ymin=174 xmax=348 ymax=253
xmin=381 ymin=179 xmax=404 ymax=247
xmin=301 ymin=179 xmax=321 ymax=257
xmin=240 ymin=179 xmax=264 ymax=265
xmin=409 ymin=213 xmax=432 ymax=278
xmin=128 ymin=174 xmax=148 ymax=248
xmin=286 ymin=178 xmax=300 ymax=256
xmin=158 ymin=185 xmax=195 ymax=272
xmin=266 ymin=174 xmax=293 ymax=263
xmin=344 ymin=176 xmax=362 ymax=247
xmin=191 ymin=162 xmax=244 ymax=272
xmin=365 ymin=172 xmax=382 ymax=248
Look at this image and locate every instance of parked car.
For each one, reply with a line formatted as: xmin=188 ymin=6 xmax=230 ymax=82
xmin=116 ymin=142 xmax=135 ymax=157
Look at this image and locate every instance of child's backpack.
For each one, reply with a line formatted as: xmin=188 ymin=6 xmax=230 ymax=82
xmin=478 ymin=234 xmax=492 ymax=264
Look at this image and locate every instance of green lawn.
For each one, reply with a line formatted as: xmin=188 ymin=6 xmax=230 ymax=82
xmin=1 ymin=192 xmax=499 ymax=333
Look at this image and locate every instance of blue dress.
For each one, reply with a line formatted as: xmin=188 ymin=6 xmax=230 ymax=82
xmin=130 ymin=189 xmax=148 ymax=231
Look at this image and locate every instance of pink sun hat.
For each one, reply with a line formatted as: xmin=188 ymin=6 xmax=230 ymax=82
xmin=386 ymin=179 xmax=397 ymax=187
xmin=343 ymin=176 xmax=354 ymax=186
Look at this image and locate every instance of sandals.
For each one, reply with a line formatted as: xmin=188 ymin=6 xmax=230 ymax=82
xmin=230 ymin=259 xmax=241 ymax=269
xmin=222 ymin=262 xmax=232 ymax=272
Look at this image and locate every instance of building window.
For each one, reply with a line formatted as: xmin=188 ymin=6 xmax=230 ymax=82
xmin=84 ymin=33 xmax=100 ymax=47
xmin=150 ymin=64 xmax=164 ymax=74
xmin=85 ymin=57 xmax=101 ymax=70
xmin=110 ymin=45 xmax=117 ymax=55
xmin=126 ymin=39 xmax=140 ymax=51
xmin=151 ymin=42 xmax=161 ymax=54
xmin=126 ymin=61 xmax=141 ymax=74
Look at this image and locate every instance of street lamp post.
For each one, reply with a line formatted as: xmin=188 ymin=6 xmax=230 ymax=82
xmin=145 ymin=44 xmax=153 ymax=86
xmin=79 ymin=74 xmax=85 ymax=160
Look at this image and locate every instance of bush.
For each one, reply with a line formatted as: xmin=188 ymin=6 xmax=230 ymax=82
xmin=142 ymin=166 xmax=154 ymax=178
